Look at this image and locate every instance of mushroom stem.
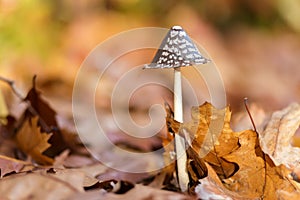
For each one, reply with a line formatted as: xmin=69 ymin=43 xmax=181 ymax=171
xmin=173 ymin=67 xmax=189 ymax=192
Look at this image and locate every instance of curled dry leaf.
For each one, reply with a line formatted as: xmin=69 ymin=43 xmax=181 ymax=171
xmin=259 ymin=103 xmax=300 ymax=169
xmin=15 ymin=117 xmax=54 ymax=165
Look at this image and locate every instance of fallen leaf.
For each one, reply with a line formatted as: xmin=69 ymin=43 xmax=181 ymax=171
xmin=53 ymin=149 xmax=70 ymax=167
xmin=259 ymin=103 xmax=300 ymax=168
xmin=66 ymin=163 xmax=108 ymax=187
xmin=24 ymin=76 xmax=68 ymax=156
xmin=25 ymin=77 xmax=58 ymax=131
xmin=0 ymin=155 xmax=27 ymax=178
xmin=62 ymin=154 xmax=95 ymax=168
xmin=179 ymin=102 xmax=239 ymax=180
xmin=0 ymin=172 xmax=84 ymax=200
xmin=195 ymin=163 xmax=248 ymax=200
xmin=15 ymin=117 xmax=54 ymax=165
xmin=47 ymin=169 xmax=85 ymax=192
xmin=186 ymin=146 xmax=208 ymax=187
xmin=212 ymin=124 xmax=299 ymax=199
xmin=276 ymin=190 xmax=300 ymax=200
xmin=181 ymin=102 xmax=233 ymax=158
xmin=172 ymin=102 xmax=300 ymax=199
xmin=222 ymin=130 xmax=265 ymax=198
xmin=262 ymin=162 xmax=300 ymax=200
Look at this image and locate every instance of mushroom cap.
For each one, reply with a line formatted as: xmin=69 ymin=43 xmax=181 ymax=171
xmin=144 ymin=26 xmax=210 ymax=69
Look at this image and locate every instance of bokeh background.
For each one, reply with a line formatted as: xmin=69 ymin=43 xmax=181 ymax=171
xmin=1 ymin=0 xmax=300 ymax=137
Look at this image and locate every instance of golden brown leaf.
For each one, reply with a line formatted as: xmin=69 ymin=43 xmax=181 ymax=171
xmin=180 ymin=102 xmax=239 ymax=179
xmin=195 ymin=163 xmax=249 ymax=200
xmin=263 ymin=162 xmax=300 ymax=200
xmin=222 ymin=130 xmax=266 ymax=198
xmin=211 ymin=128 xmax=299 ymax=199
xmin=177 ymin=102 xmax=300 ymax=199
xmin=181 ymin=102 xmax=238 ymax=158
xmin=15 ymin=117 xmax=54 ymax=165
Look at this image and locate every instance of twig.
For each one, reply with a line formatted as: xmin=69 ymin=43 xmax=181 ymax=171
xmin=0 ymin=75 xmax=54 ymax=133
xmin=0 ymin=76 xmax=25 ymax=100
xmin=244 ymin=97 xmax=257 ymax=132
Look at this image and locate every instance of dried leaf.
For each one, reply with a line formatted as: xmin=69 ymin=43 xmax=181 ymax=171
xmin=0 ymin=172 xmax=84 ymax=199
xmin=179 ymin=102 xmax=239 ymax=179
xmin=213 ymin=128 xmax=299 ymax=199
xmin=64 ymin=164 xmax=108 ymax=188
xmin=48 ymin=169 xmax=85 ymax=192
xmin=24 ymin=78 xmax=68 ymax=156
xmin=222 ymin=130 xmax=265 ymax=198
xmin=178 ymin=102 xmax=300 ymax=199
xmin=262 ymin=162 xmax=300 ymax=200
xmin=195 ymin=163 xmax=248 ymax=200
xmin=0 ymin=155 xmax=27 ymax=178
xmin=25 ymin=78 xmax=57 ymax=131
xmin=63 ymin=154 xmax=95 ymax=168
xmin=15 ymin=117 xmax=54 ymax=165
xmin=186 ymin=146 xmax=208 ymax=186
xmin=259 ymin=103 xmax=300 ymax=168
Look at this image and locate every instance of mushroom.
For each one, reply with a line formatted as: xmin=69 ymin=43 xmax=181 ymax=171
xmin=144 ymin=25 xmax=210 ymax=192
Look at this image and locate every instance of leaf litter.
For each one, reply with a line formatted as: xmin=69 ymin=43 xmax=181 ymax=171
xmin=0 ymin=76 xmax=299 ymax=200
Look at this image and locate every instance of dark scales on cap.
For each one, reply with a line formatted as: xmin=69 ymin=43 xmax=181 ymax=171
xmin=144 ymin=26 xmax=210 ymax=69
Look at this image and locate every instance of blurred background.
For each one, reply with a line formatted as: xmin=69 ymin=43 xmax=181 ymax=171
xmin=1 ymin=0 xmax=300 ymax=139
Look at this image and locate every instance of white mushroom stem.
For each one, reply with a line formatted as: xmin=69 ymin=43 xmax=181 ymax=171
xmin=173 ymin=67 xmax=189 ymax=192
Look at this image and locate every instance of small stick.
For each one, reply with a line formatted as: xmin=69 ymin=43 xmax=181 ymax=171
xmin=0 ymin=75 xmax=54 ymax=132
xmin=0 ymin=76 xmax=25 ymax=100
xmin=244 ymin=97 xmax=257 ymax=132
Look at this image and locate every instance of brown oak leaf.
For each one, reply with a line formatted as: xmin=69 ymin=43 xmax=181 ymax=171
xmin=222 ymin=130 xmax=266 ymax=198
xmin=167 ymin=102 xmax=300 ymax=199
xmin=180 ymin=102 xmax=239 ymax=179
